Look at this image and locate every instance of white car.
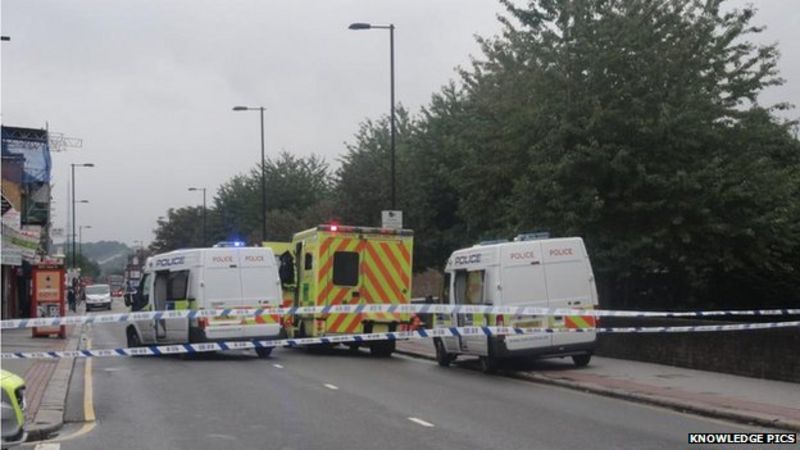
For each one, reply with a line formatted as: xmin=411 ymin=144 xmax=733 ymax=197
xmin=85 ymin=284 xmax=112 ymax=311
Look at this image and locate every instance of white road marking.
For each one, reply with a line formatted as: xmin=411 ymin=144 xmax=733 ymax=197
xmin=34 ymin=443 xmax=60 ymax=449
xmin=272 ymin=364 xmax=284 ymax=369
xmin=408 ymin=417 xmax=435 ymax=427
xmin=324 ymin=383 xmax=339 ymax=390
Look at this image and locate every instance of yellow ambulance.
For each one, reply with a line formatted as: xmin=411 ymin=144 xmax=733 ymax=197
xmin=266 ymin=224 xmax=414 ymax=357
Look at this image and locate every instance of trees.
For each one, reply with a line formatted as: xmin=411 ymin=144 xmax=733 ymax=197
xmin=477 ymin=0 xmax=800 ymax=309
xmin=150 ymin=152 xmax=333 ymax=252
xmin=335 ymin=0 xmax=799 ymax=309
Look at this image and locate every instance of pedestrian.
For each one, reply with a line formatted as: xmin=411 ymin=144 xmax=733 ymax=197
xmin=67 ymin=287 xmax=76 ymax=313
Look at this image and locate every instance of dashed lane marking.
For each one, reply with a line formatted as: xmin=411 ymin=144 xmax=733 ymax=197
xmin=272 ymin=364 xmax=284 ymax=369
xmin=324 ymin=383 xmax=339 ymax=390
xmin=408 ymin=417 xmax=435 ymax=427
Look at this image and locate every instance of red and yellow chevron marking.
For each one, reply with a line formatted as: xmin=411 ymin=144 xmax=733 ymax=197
xmin=564 ymin=315 xmax=597 ymax=329
xmin=315 ymin=235 xmax=412 ymax=335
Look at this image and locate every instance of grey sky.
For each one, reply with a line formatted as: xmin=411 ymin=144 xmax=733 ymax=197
xmin=1 ymin=1 xmax=797 ymax=246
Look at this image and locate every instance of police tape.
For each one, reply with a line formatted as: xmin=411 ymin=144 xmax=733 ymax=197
xmin=2 ymin=304 xmax=799 ymax=330
xmin=2 ymin=321 xmax=799 ymax=359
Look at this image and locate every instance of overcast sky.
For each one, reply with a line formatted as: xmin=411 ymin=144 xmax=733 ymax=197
xmin=1 ymin=1 xmax=798 ymax=247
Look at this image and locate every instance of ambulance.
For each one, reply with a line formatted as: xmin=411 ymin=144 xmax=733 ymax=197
xmin=265 ymin=224 xmax=414 ymax=357
xmin=125 ymin=246 xmax=283 ymax=357
xmin=434 ymin=234 xmax=598 ymax=373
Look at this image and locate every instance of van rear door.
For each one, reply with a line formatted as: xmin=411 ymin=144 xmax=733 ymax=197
xmin=541 ymin=239 xmax=597 ymax=347
xmin=239 ymin=248 xmax=280 ymax=308
xmin=499 ymin=242 xmax=552 ymax=350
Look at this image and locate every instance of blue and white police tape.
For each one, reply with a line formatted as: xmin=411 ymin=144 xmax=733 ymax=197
xmin=2 ymin=304 xmax=799 ymax=330
xmin=2 ymin=321 xmax=799 ymax=359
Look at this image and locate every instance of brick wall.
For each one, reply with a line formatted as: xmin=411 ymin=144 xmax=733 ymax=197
xmin=595 ymin=317 xmax=800 ymax=383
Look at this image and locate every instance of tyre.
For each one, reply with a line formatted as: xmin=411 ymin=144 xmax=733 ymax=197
xmin=572 ymin=354 xmax=591 ymax=367
xmin=255 ymin=347 xmax=273 ymax=358
xmin=126 ymin=328 xmax=143 ymax=353
xmin=369 ymin=340 xmax=395 ymax=358
xmin=434 ymin=339 xmax=455 ymax=367
xmin=479 ymin=355 xmax=499 ymax=374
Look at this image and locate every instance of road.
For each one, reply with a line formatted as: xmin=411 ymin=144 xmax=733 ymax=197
xmin=38 ymin=303 xmax=766 ymax=450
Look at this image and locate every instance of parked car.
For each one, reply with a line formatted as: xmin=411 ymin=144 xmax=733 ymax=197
xmin=85 ymin=284 xmax=112 ymax=311
xmin=1 ymin=370 xmax=27 ymax=448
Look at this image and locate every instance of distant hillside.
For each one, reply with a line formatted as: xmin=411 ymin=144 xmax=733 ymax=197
xmin=64 ymin=241 xmax=133 ymax=276
xmin=80 ymin=241 xmax=130 ymax=261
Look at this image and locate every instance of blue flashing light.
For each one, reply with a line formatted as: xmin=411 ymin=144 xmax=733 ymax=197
xmin=213 ymin=240 xmax=247 ymax=248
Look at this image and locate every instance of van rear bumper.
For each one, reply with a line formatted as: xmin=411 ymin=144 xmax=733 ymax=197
xmin=490 ymin=338 xmax=595 ymax=359
xmin=198 ymin=323 xmax=281 ymax=341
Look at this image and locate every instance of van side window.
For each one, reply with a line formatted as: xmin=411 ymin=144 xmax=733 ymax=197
xmin=167 ymin=270 xmax=189 ymax=300
xmin=304 ymin=253 xmax=313 ymax=271
xmin=333 ymin=251 xmax=359 ymax=286
xmin=454 ymin=270 xmax=484 ymax=305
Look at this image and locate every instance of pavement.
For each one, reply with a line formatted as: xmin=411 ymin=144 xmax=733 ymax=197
xmin=395 ymin=339 xmax=800 ymax=431
xmin=1 ymin=302 xmax=91 ymax=441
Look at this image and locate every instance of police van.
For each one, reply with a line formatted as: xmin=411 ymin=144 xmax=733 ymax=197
xmin=434 ymin=234 xmax=598 ymax=373
xmin=125 ymin=246 xmax=283 ymax=357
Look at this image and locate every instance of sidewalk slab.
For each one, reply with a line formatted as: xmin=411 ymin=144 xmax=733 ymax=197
xmin=395 ymin=339 xmax=800 ymax=431
xmin=1 ymin=307 xmax=88 ymax=440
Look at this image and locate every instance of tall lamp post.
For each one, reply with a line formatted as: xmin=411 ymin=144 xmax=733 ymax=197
xmin=72 ymin=200 xmax=89 ymax=267
xmin=188 ymin=187 xmax=207 ymax=246
xmin=71 ymin=163 xmax=94 ymax=271
xmin=79 ymin=225 xmax=92 ymax=259
xmin=232 ymin=105 xmax=267 ymax=243
xmin=348 ymin=22 xmax=396 ymax=210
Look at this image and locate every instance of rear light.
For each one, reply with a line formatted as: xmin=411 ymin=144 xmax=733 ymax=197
xmin=198 ymin=317 xmax=208 ymax=329
xmin=496 ymin=315 xmax=505 ymax=326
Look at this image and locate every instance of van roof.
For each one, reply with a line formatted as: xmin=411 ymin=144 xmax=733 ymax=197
xmin=293 ymin=224 xmax=413 ymax=239
xmin=446 ymin=237 xmax=585 ymax=270
xmin=144 ymin=247 xmax=275 ymax=272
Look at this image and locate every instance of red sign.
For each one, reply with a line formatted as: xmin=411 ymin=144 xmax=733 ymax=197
xmin=31 ymin=263 xmax=66 ymax=338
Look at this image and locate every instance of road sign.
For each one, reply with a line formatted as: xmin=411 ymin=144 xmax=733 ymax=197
xmin=381 ymin=210 xmax=403 ymax=230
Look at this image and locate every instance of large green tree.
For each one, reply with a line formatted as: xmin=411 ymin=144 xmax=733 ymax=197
xmin=336 ymin=0 xmax=800 ymax=309
xmin=151 ymin=152 xmax=333 ymax=251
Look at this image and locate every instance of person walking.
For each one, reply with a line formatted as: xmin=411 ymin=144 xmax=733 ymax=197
xmin=67 ymin=287 xmax=76 ymax=313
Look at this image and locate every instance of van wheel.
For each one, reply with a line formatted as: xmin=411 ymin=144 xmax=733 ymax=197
xmin=126 ymin=328 xmax=144 ymax=356
xmin=370 ymin=340 xmax=395 ymax=358
xmin=479 ymin=356 xmax=498 ymax=374
xmin=572 ymin=354 xmax=591 ymax=367
xmin=255 ymin=347 xmax=273 ymax=358
xmin=434 ymin=339 xmax=455 ymax=367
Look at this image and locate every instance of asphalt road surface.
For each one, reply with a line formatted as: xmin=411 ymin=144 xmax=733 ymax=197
xmin=41 ymin=304 xmax=768 ymax=450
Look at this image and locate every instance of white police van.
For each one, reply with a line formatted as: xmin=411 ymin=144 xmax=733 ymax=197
xmin=125 ymin=246 xmax=283 ymax=357
xmin=434 ymin=234 xmax=599 ymax=373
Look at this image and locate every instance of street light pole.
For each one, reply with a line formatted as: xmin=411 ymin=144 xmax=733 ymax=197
xmin=70 ymin=162 xmax=94 ymax=272
xmin=188 ymin=187 xmax=207 ymax=246
xmin=348 ymin=22 xmax=397 ymax=210
xmin=233 ymin=105 xmax=267 ymax=243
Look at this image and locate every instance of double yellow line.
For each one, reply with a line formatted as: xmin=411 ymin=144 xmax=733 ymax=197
xmin=34 ymin=337 xmax=96 ymax=444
